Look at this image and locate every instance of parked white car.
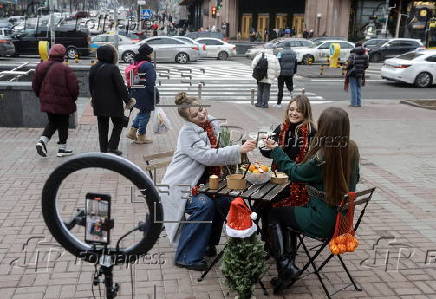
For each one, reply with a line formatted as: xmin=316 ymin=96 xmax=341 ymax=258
xmin=195 ymin=37 xmax=236 ymax=60
xmin=245 ymin=38 xmax=314 ymax=59
xmin=90 ymin=34 xmax=134 ymax=53
xmin=294 ymin=40 xmax=355 ymax=64
xmin=381 ymin=50 xmax=436 ymax=88
xmin=174 ymin=36 xmax=207 ymax=57
xmin=118 ymin=36 xmax=199 ymax=64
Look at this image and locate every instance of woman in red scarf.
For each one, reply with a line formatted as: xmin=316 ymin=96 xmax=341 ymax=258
xmin=259 ymin=95 xmax=316 ymax=255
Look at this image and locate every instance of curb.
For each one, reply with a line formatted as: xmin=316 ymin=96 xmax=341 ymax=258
xmin=400 ymin=100 xmax=436 ymax=110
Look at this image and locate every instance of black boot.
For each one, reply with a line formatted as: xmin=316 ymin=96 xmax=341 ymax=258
xmin=268 ymin=224 xmax=300 ymax=294
xmin=272 ymin=230 xmax=301 ymax=288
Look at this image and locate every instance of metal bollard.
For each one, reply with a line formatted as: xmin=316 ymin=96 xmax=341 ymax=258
xmin=301 ymin=88 xmax=305 ymax=95
xmin=197 ymin=83 xmax=202 ymax=101
xmin=154 ymin=86 xmax=158 ymax=105
xmin=153 ymin=52 xmax=157 ymax=69
xmin=250 ymin=88 xmax=255 ymax=105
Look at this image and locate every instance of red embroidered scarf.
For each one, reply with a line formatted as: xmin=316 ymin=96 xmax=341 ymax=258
xmin=273 ymin=122 xmax=310 ymax=207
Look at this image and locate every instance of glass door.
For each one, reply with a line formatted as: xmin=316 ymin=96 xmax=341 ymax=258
xmin=276 ymin=15 xmax=287 ymax=30
xmin=257 ymin=15 xmax=270 ymax=40
xmin=292 ymin=15 xmax=304 ymax=36
xmin=241 ymin=14 xmax=252 ymax=39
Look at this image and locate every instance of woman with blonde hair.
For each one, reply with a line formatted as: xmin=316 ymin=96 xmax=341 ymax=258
xmin=259 ymin=95 xmax=316 ymax=255
xmin=264 ymin=107 xmax=360 ymax=294
xmin=160 ymin=92 xmax=257 ymax=271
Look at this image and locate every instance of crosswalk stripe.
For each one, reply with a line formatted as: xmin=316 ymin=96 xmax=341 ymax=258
xmin=120 ymin=61 xmax=327 ymax=102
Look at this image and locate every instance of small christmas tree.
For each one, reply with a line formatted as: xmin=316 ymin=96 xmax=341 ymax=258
xmin=220 ymin=198 xmax=267 ymax=299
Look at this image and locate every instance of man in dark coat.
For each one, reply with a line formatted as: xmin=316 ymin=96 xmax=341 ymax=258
xmin=275 ymin=42 xmax=297 ymax=107
xmin=32 ymin=44 xmax=79 ymax=157
xmin=89 ymin=44 xmax=134 ymax=155
xmin=126 ymin=43 xmax=157 ymax=144
xmin=346 ymin=42 xmax=369 ymax=107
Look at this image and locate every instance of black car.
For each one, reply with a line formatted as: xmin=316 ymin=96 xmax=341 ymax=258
xmin=12 ymin=25 xmax=90 ymax=59
xmin=368 ymin=39 xmax=423 ymax=62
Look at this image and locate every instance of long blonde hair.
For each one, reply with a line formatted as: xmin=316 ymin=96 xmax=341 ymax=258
xmin=283 ymin=95 xmax=314 ymax=127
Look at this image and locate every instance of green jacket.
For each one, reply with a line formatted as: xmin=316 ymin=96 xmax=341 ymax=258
xmin=270 ymin=147 xmax=360 ymax=239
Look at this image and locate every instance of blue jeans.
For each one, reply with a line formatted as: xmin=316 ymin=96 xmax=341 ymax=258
xmin=349 ymin=76 xmax=362 ymax=107
xmin=132 ymin=110 xmax=151 ymax=135
xmin=175 ymin=194 xmax=230 ymax=265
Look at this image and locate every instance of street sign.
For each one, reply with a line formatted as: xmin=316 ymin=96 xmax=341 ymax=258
xmin=138 ymin=0 xmax=146 ymax=4
xmin=141 ymin=9 xmax=153 ymax=20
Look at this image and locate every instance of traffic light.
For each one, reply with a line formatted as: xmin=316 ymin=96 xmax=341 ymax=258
xmin=217 ymin=0 xmax=222 ymax=10
xmin=211 ymin=6 xmax=217 ymax=18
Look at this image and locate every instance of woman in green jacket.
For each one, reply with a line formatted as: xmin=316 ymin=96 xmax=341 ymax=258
xmin=264 ymin=107 xmax=360 ymax=294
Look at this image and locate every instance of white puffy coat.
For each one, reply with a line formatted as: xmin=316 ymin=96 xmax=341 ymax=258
xmin=251 ymin=52 xmax=281 ymax=84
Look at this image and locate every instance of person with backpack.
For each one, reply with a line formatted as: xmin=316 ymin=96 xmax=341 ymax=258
xmin=345 ymin=42 xmax=369 ymax=107
xmin=275 ymin=42 xmax=297 ymax=108
xmin=251 ymin=52 xmax=281 ymax=108
xmin=89 ymin=44 xmax=135 ymax=155
xmin=32 ymin=44 xmax=79 ymax=158
xmin=125 ymin=43 xmax=157 ymax=144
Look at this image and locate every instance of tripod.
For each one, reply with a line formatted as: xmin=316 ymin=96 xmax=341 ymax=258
xmin=93 ymin=257 xmax=119 ymax=299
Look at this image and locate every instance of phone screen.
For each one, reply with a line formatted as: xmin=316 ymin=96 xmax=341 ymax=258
xmin=85 ymin=193 xmax=111 ymax=245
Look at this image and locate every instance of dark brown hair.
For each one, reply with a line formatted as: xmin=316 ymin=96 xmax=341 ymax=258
xmin=283 ymin=95 xmax=314 ymax=127
xmin=302 ymin=107 xmax=359 ymax=205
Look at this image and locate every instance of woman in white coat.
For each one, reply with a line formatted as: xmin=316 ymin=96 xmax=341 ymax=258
xmin=251 ymin=52 xmax=281 ymax=108
xmin=160 ymin=92 xmax=257 ymax=271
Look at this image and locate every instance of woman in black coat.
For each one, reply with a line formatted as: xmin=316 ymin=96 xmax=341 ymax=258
xmin=89 ymin=45 xmax=134 ymax=155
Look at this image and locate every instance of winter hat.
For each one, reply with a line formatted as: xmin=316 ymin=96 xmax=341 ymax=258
xmin=49 ymin=44 xmax=66 ymax=57
xmin=138 ymin=43 xmax=153 ymax=56
xmin=225 ymin=198 xmax=257 ymax=238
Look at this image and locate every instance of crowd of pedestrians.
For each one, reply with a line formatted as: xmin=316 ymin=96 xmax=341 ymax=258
xmin=32 ymin=43 xmax=157 ymax=158
xmin=251 ymin=42 xmax=369 ymax=109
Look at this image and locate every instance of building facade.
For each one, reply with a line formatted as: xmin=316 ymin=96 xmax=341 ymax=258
xmin=180 ymin=0 xmax=355 ymax=39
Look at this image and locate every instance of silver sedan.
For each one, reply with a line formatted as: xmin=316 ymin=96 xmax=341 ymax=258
xmin=118 ymin=36 xmax=200 ymax=64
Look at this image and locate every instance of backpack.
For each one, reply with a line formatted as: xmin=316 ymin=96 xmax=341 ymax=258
xmin=125 ymin=61 xmax=146 ymax=88
xmin=252 ymin=53 xmax=268 ymax=81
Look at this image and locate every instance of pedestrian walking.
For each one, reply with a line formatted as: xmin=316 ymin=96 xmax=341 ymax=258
xmin=251 ymin=52 xmax=281 ymax=108
xmin=32 ymin=44 xmax=79 ymax=158
xmin=89 ymin=44 xmax=135 ymax=155
xmin=126 ymin=43 xmax=157 ymax=144
xmin=275 ymin=42 xmax=297 ymax=108
xmin=345 ymin=42 xmax=369 ymax=107
xmin=159 ymin=92 xmax=257 ymax=271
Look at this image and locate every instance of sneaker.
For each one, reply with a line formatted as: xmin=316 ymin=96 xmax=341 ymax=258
xmin=108 ymin=149 xmax=122 ymax=156
xmin=36 ymin=140 xmax=47 ymax=157
xmin=273 ymin=104 xmax=282 ymax=108
xmin=57 ymin=148 xmax=73 ymax=157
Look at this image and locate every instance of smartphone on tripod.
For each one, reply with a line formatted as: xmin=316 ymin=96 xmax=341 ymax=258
xmin=85 ymin=193 xmax=111 ymax=245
